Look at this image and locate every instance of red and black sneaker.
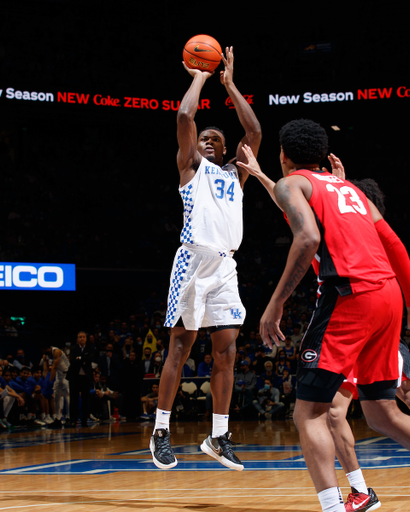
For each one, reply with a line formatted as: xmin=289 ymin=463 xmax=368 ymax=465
xmin=345 ymin=487 xmax=381 ymax=512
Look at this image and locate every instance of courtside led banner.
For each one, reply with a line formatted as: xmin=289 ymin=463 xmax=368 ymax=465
xmin=0 ymin=263 xmax=76 ymax=291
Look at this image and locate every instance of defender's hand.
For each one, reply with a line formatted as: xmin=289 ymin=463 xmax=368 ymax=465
xmin=236 ymin=144 xmax=263 ymax=177
xmin=220 ymin=46 xmax=234 ymax=86
xmin=326 ymin=153 xmax=345 ymax=180
xmin=260 ymin=300 xmax=285 ymax=349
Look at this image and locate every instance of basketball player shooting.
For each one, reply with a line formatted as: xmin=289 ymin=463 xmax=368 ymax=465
xmin=149 ymin=46 xmax=261 ymax=471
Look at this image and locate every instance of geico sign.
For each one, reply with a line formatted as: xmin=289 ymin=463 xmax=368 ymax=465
xmin=0 ymin=263 xmax=76 ymax=291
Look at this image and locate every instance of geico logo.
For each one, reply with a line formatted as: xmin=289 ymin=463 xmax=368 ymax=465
xmin=6 ymin=88 xmax=54 ymax=102
xmin=0 ymin=265 xmax=64 ymax=288
xmin=301 ymin=349 xmax=318 ymax=362
xmin=397 ymin=87 xmax=410 ymax=98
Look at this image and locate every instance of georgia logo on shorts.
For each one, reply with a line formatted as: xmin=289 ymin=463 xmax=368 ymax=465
xmin=301 ymin=349 xmax=318 ymax=363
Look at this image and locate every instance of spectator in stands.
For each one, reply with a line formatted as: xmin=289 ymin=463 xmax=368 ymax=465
xmin=278 ymin=367 xmax=296 ymax=417
xmin=0 ymin=381 xmax=25 ymax=429
xmin=284 ymin=317 xmax=294 ymax=336
xmin=283 ymin=337 xmax=297 ymax=373
xmin=140 ymin=383 xmax=159 ymax=420
xmin=143 ymin=330 xmax=157 ymax=354
xmin=257 ymin=360 xmax=279 ymax=389
xmin=230 ymin=380 xmax=254 ymax=419
xmin=197 ymin=354 xmax=213 ymax=377
xmin=252 ymin=346 xmax=273 ymax=375
xmin=299 ymin=312 xmax=309 ymax=332
xmin=234 ymin=360 xmax=257 ymax=393
xmin=122 ymin=335 xmax=134 ymax=359
xmin=13 ymin=349 xmax=33 ymax=370
xmin=275 ymin=350 xmax=290 ymax=377
xmin=253 ymin=379 xmax=285 ymax=419
xmin=0 ymin=366 xmax=6 ymax=388
xmin=16 ymin=367 xmax=45 ymax=425
xmin=98 ymin=343 xmax=122 ymax=391
xmin=289 ymin=323 xmax=304 ymax=348
xmin=149 ymin=351 xmax=164 ymax=378
xmin=141 ymin=347 xmax=153 ymax=376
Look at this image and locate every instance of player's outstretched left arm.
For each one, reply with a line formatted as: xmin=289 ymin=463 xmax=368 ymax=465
xmin=260 ymin=177 xmax=320 ymax=348
xmin=221 ymin=47 xmax=261 ymax=188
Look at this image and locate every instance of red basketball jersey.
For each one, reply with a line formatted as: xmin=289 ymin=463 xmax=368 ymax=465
xmin=287 ymin=170 xmax=395 ymax=294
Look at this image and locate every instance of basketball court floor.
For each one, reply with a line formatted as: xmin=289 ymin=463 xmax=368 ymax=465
xmin=0 ymin=419 xmax=409 ymax=511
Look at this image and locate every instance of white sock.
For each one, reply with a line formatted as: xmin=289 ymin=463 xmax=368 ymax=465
xmin=40 ymin=413 xmax=46 ymax=420
xmin=154 ymin=409 xmax=171 ymax=432
xmin=318 ymin=487 xmax=345 ymax=512
xmin=346 ymin=468 xmax=368 ymax=494
xmin=212 ymin=413 xmax=229 ymax=438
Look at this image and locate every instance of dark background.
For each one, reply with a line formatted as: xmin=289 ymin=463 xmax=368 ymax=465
xmin=1 ymin=1 xmax=409 ymax=343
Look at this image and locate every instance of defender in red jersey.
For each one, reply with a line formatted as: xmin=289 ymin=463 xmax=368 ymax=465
xmin=237 ymin=119 xmax=410 ymax=512
xmin=326 ymin=176 xmax=410 ymax=512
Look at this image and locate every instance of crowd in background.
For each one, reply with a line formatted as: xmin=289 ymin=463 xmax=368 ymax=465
xmin=2 ymin=282 xmax=410 ymax=430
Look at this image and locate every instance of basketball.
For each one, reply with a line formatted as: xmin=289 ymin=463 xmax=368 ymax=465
xmin=183 ymin=34 xmax=222 ymax=73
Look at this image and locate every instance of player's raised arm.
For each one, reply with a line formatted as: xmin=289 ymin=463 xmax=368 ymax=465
xmin=177 ymin=66 xmax=213 ymax=185
xmin=220 ymin=47 xmax=261 ymax=187
xmin=260 ymin=177 xmax=320 ymax=347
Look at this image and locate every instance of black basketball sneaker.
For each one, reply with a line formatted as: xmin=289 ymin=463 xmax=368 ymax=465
xmin=150 ymin=428 xmax=177 ymax=469
xmin=200 ymin=431 xmax=244 ymax=471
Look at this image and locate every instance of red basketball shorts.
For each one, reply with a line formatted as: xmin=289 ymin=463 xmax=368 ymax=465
xmin=299 ymin=277 xmax=402 ymax=385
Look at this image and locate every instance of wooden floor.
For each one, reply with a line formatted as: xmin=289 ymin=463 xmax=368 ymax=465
xmin=0 ymin=418 xmax=409 ymax=511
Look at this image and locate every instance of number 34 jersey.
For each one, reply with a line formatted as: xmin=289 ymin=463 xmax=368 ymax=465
xmin=290 ymin=169 xmax=395 ymax=294
xmin=179 ymin=157 xmax=243 ymax=254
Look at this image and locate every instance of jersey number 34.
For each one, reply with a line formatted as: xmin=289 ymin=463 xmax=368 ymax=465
xmin=215 ymin=179 xmax=235 ymax=202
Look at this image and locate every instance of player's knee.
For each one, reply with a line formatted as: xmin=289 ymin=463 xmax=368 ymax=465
xmin=213 ymin=343 xmax=236 ymax=368
xmin=327 ymin=405 xmax=343 ymax=428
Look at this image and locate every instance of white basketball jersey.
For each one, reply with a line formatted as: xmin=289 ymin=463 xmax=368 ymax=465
xmin=52 ymin=347 xmax=69 ymax=374
xmin=179 ymin=157 xmax=243 ymax=253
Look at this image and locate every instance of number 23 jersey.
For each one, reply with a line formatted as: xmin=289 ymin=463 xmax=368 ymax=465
xmin=289 ymin=169 xmax=395 ymax=294
xmin=179 ymin=157 xmax=243 ymax=253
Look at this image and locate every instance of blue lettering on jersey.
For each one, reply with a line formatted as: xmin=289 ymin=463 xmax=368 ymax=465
xmin=205 ymin=166 xmax=238 ymax=180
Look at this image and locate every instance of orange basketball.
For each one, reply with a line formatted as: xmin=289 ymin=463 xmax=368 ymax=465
xmin=183 ymin=34 xmax=222 ymax=73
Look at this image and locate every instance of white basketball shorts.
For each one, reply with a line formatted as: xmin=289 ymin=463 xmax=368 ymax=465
xmin=164 ymin=244 xmax=246 ymax=331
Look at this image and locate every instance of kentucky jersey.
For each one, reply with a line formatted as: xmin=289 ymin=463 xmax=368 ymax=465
xmin=288 ymin=170 xmax=395 ymax=294
xmin=52 ymin=346 xmax=69 ymax=376
xmin=179 ymin=157 xmax=243 ymax=253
